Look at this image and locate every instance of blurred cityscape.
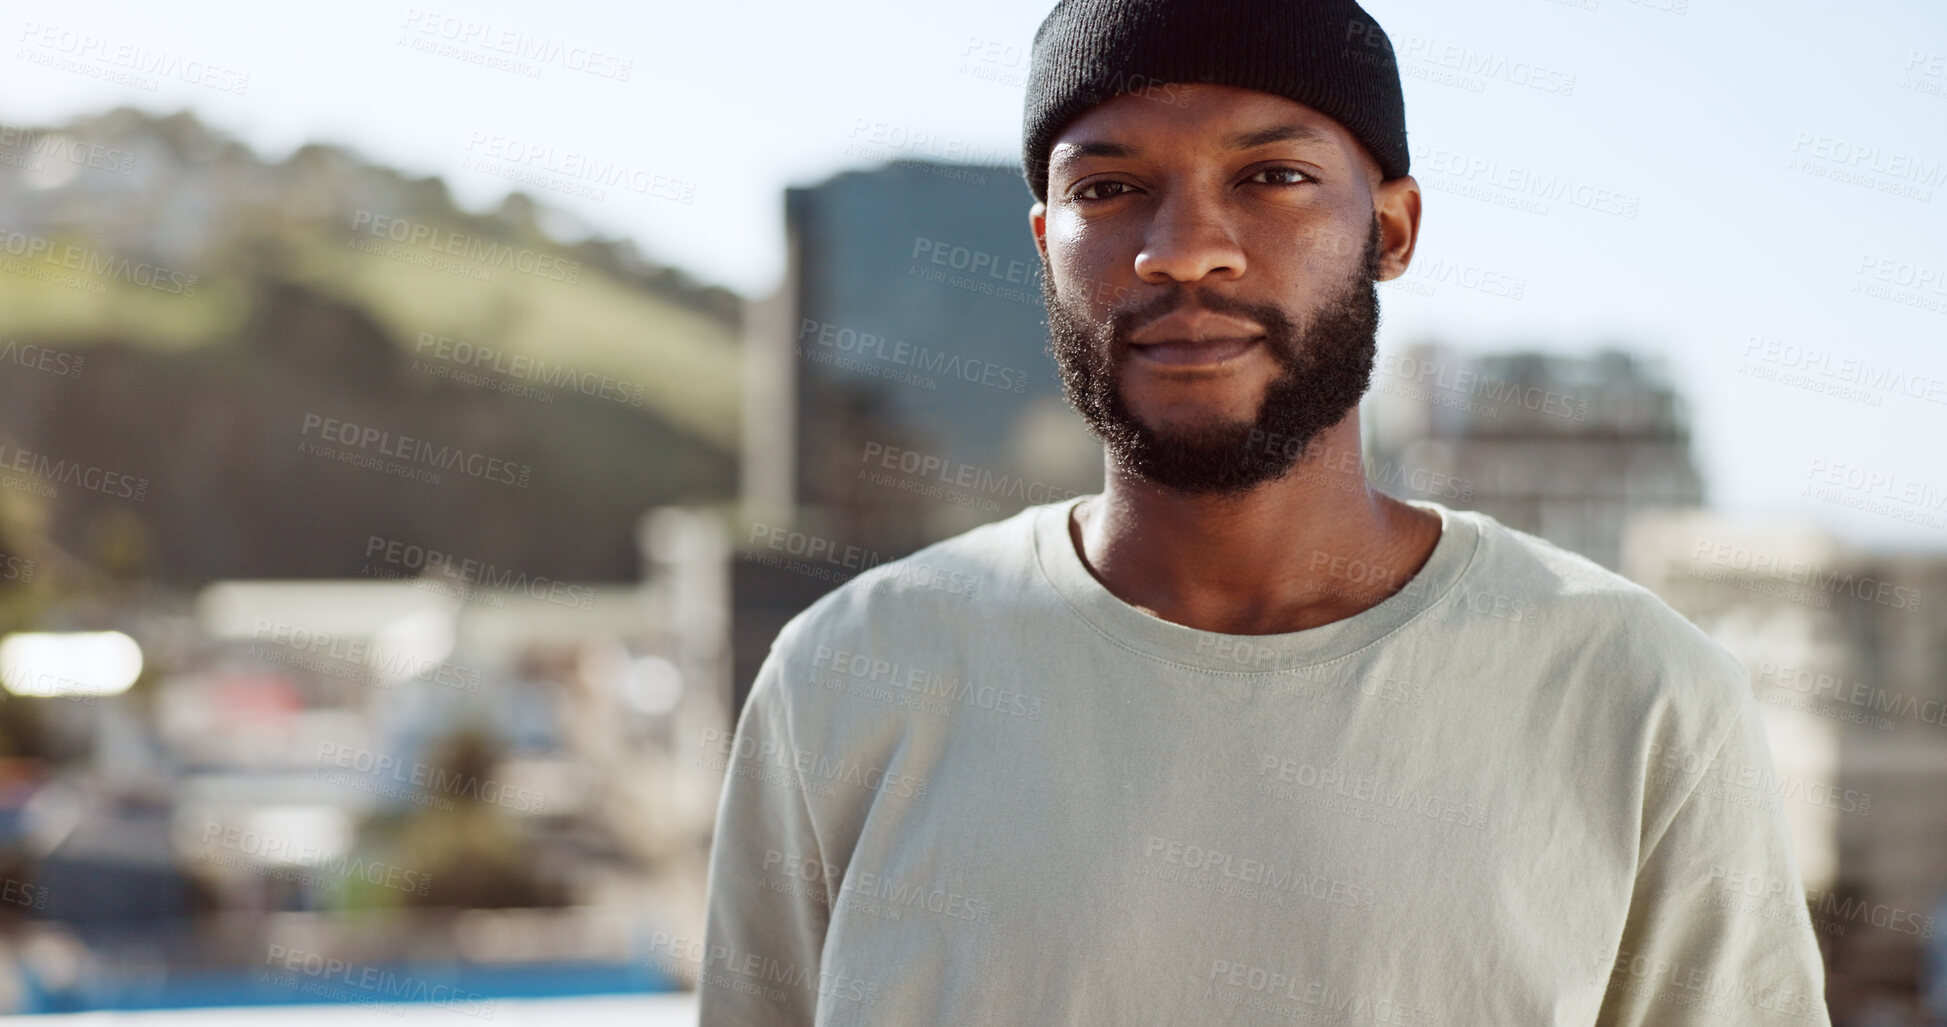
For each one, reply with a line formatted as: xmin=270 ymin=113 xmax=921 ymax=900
xmin=0 ymin=108 xmax=1943 ymax=1024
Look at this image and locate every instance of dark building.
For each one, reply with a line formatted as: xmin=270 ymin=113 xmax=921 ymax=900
xmin=732 ymin=161 xmax=1101 ymax=712
xmin=749 ymin=160 xmax=1099 ymax=550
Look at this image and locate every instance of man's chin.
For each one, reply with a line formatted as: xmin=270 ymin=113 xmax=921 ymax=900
xmin=1128 ymin=411 xmax=1258 ymax=445
xmin=1111 ymin=425 xmax=1289 ymax=493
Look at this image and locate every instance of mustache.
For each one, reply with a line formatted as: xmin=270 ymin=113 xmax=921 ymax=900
xmin=1033 ymin=260 xmax=1305 ymax=370
xmin=1103 ymin=289 xmax=1300 ymax=366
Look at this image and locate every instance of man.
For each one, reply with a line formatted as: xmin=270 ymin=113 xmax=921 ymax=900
xmin=698 ymin=0 xmax=1832 ymax=1023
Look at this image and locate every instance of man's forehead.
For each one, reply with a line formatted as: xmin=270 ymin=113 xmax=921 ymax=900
xmin=1048 ymin=86 xmax=1353 ymax=169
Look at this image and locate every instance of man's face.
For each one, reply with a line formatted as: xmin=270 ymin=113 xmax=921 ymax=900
xmin=1032 ymin=84 xmax=1405 ymax=497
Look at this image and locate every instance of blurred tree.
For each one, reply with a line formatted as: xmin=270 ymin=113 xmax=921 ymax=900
xmin=0 ymin=107 xmax=741 ymax=587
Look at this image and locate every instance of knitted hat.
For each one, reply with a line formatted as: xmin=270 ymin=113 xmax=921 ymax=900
xmin=1021 ymin=0 xmax=1410 ymax=203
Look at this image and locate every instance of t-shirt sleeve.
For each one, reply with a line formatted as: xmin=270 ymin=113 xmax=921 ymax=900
xmin=697 ymin=646 xmax=832 ymax=1026
xmin=1593 ymin=693 xmax=1833 ymax=1026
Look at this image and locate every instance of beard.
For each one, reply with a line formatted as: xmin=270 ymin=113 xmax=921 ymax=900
xmin=1042 ymin=217 xmax=1383 ymax=497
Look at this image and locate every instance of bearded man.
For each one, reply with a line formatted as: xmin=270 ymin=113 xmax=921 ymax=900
xmin=699 ymin=1 xmax=1832 ymax=1024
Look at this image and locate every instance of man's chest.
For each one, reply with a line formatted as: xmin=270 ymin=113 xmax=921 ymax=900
xmin=804 ymin=669 xmax=1640 ymax=1025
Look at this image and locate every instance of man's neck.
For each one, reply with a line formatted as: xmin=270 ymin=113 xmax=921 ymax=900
xmin=1068 ymin=418 xmax=1444 ymax=635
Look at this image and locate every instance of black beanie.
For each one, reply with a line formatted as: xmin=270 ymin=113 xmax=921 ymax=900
xmin=1021 ymin=0 xmax=1410 ymax=203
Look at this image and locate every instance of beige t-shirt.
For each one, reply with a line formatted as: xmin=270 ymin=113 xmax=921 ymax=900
xmin=694 ymin=496 xmax=1831 ymax=1026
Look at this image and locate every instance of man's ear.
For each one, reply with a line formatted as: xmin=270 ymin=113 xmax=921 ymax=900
xmin=1029 ymin=201 xmax=1048 ymax=262
xmin=1372 ymin=176 xmax=1422 ymax=282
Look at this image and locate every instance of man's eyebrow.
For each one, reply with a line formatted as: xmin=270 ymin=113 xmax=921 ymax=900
xmin=1052 ymin=123 xmax=1329 ymax=170
xmin=1223 ymin=123 xmax=1327 ymax=150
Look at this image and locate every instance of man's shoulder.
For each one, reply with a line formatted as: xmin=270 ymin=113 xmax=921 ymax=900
xmin=1453 ymin=507 xmax=1749 ymax=699
xmin=769 ymin=501 xmax=1051 ymax=663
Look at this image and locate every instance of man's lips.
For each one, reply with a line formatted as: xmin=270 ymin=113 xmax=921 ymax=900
xmin=1128 ymin=335 xmax=1264 ymax=367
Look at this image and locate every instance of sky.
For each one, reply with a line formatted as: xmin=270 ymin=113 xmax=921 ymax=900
xmin=5 ymin=0 xmax=1945 ymax=550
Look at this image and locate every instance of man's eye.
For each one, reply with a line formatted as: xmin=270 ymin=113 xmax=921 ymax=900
xmin=1074 ymin=180 xmax=1134 ymax=202
xmin=1249 ymin=167 xmax=1312 ymax=186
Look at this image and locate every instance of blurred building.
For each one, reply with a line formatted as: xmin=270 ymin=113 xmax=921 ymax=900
xmin=746 ymin=160 xmax=1100 ymax=545
xmin=0 ymin=507 xmax=724 ymax=1012
xmin=1828 ymin=551 xmax=1947 ymax=1015
xmin=1366 ymin=343 xmax=1704 ymax=570
xmin=734 ymin=160 xmax=1101 ymax=712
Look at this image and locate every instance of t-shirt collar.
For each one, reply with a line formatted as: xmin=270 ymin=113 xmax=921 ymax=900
xmin=1030 ymin=493 xmax=1482 ymax=674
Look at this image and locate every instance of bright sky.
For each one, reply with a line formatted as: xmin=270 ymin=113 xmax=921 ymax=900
xmin=6 ymin=0 xmax=1944 ymax=550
